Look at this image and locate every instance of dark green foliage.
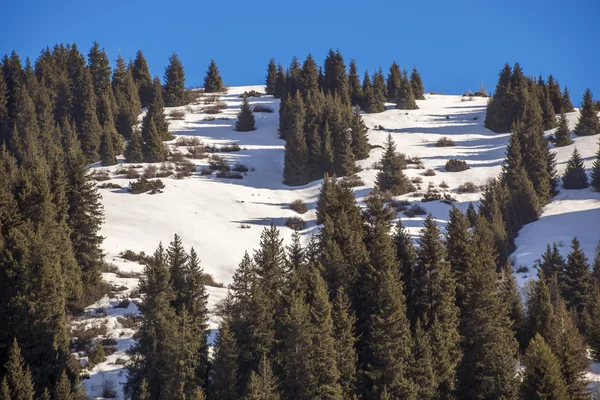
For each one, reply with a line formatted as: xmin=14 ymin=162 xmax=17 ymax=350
xmin=209 ymin=320 xmax=238 ymax=400
xmin=499 ymin=262 xmax=527 ymax=349
xmin=547 ymin=75 xmax=563 ymax=114
xmin=142 ymin=118 xmax=165 ymax=162
xmin=265 ymin=59 xmax=277 ymax=96
xmin=562 ymin=148 xmax=588 ymax=189
xmin=0 ymin=378 xmax=10 ymax=400
xmin=87 ymin=42 xmax=115 ymax=128
xmin=349 ymin=106 xmax=369 ymax=160
xmin=76 ymin=69 xmax=102 ymax=162
xmin=4 ymin=340 xmax=35 ymax=400
xmin=591 ymin=142 xmax=600 ymax=190
xmin=332 ymin=288 xmax=358 ymax=399
xmin=203 ymin=59 xmax=224 ymax=93
xmin=446 ymin=206 xmax=471 ymax=309
xmin=375 ymin=134 xmax=411 ymax=195
xmin=521 ymin=334 xmax=569 ymax=400
xmin=322 ymin=49 xmax=350 ymax=105
xmin=562 ymin=86 xmax=574 ymax=112
xmin=348 ymin=59 xmax=363 ymax=106
xmin=372 ymin=68 xmax=387 ymax=106
xmin=163 ymin=53 xmax=186 ymax=106
xmin=235 ymin=98 xmax=256 ymax=132
xmin=113 ymin=55 xmax=141 ymax=139
xmin=410 ymin=67 xmax=425 ymax=100
xmin=445 ymin=158 xmax=468 ymax=172
xmin=562 ymin=237 xmax=592 ymax=317
xmin=299 ymin=54 xmax=319 ymax=99
xmin=396 ymin=70 xmax=418 ymax=110
xmin=246 ymin=354 xmax=280 ymax=400
xmin=410 ymin=320 xmax=435 ymax=399
xmin=286 ymin=57 xmax=301 ymax=98
xmin=361 ymin=70 xmax=384 ymax=113
xmin=99 ymin=130 xmax=116 ymax=166
xmin=588 ymin=285 xmax=600 ymax=362
xmin=386 ymin=62 xmax=402 ymax=102
xmin=283 ymin=94 xmax=309 ymax=186
xmin=466 ymin=202 xmax=477 ymax=227
xmin=131 ymin=50 xmax=153 ymax=108
xmin=538 ymin=243 xmax=565 ymax=282
xmin=554 ymin=112 xmax=572 ymax=146
xmin=574 ymin=89 xmax=600 ymax=136
xmin=273 ymin=64 xmax=286 ymax=99
xmin=125 ymin=128 xmax=144 ymax=163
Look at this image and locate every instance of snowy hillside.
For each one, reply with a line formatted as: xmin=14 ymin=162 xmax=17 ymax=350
xmin=81 ymin=85 xmax=600 ymax=397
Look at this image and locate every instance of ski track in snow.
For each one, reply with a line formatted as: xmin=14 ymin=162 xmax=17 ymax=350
xmin=79 ymin=85 xmax=600 ymax=398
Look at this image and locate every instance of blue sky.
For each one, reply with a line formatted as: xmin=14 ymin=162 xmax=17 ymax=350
xmin=2 ymin=0 xmax=598 ymax=101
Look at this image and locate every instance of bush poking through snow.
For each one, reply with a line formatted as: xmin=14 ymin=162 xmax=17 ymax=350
xmin=341 ymin=175 xmax=365 ymax=188
xmin=143 ymin=165 xmax=157 ymax=179
xmin=175 ymin=137 xmax=202 ymax=147
xmin=457 ymin=181 xmax=479 ymax=193
xmin=216 ymin=171 xmax=243 ymax=179
xmin=87 ymin=344 xmax=106 ymax=367
xmin=129 ymin=178 xmax=165 ymax=194
xmin=445 ymin=159 xmax=469 ymax=172
xmin=412 ymin=176 xmax=423 ymax=184
xmin=126 ymin=167 xmax=140 ymax=179
xmin=439 ymin=181 xmax=449 ymax=189
xmin=391 ymin=199 xmax=410 ymax=212
xmin=187 ymin=145 xmax=206 ymax=159
xmin=119 ymin=250 xmax=150 ymax=264
xmin=102 ymin=378 xmax=118 ymax=398
xmin=240 ymin=224 xmax=251 ymax=229
xmin=286 ymin=217 xmax=306 ymax=231
xmin=289 ymin=199 xmax=308 ymax=214
xmin=169 ymin=110 xmax=185 ymax=120
xmin=208 ymin=155 xmax=228 ymax=170
xmin=404 ymin=204 xmax=427 ymax=217
xmin=239 ymin=90 xmax=262 ymax=98
xmin=98 ymin=183 xmax=122 ymax=190
xmin=175 ymin=160 xmax=196 ymax=178
xmin=232 ymin=163 xmax=249 ymax=173
xmin=253 ymin=104 xmax=274 ymax=113
xmin=423 ymin=169 xmax=436 ymax=176
xmin=90 ymin=170 xmax=110 ymax=182
xmin=200 ymin=168 xmax=213 ymax=175
xmin=435 ymin=137 xmax=456 ymax=147
xmin=220 ymin=144 xmax=241 ymax=152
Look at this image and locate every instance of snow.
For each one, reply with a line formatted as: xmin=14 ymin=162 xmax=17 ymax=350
xmin=81 ymin=85 xmax=600 ymax=398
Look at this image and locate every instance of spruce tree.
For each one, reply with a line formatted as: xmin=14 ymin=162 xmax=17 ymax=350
xmin=331 ymin=288 xmax=357 ymax=399
xmin=521 ymin=334 xmax=569 ymax=400
xmin=538 ymin=77 xmax=557 ymax=130
xmin=283 ymin=93 xmax=309 ymax=186
xmin=144 ymin=77 xmax=169 ymax=141
xmin=0 ymin=378 xmax=10 ymax=400
xmin=588 ymin=284 xmax=600 ymax=362
xmin=372 ymin=68 xmax=387 ymax=106
xmin=538 ymin=242 xmax=565 ymax=282
xmin=591 ymin=142 xmax=600 ymax=190
xmin=76 ymin=69 xmax=102 ymax=162
xmin=4 ymin=339 xmax=35 ymax=400
xmin=322 ymin=49 xmax=350 ymax=105
xmin=142 ymin=118 xmax=165 ymax=162
xmin=125 ymin=127 xmax=144 ymax=163
xmin=386 ymin=62 xmax=402 ymax=102
xmin=392 ymin=219 xmax=417 ymax=300
xmin=299 ymin=54 xmax=319 ymax=99
xmin=562 ymin=86 xmax=574 ymax=112
xmin=466 ymin=202 xmax=477 ymax=227
xmin=286 ymin=57 xmax=301 ymax=98
xmin=131 ymin=50 xmax=153 ymax=108
xmin=203 ymin=59 xmax=224 ymax=93
xmin=499 ymin=262 xmax=527 ymax=349
xmin=445 ymin=206 xmax=471 ymax=309
xmin=547 ymin=75 xmax=563 ymax=114
xmin=112 ymin=55 xmax=141 ymax=139
xmin=99 ymin=130 xmax=116 ymax=166
xmin=396 ymin=70 xmax=418 ymax=110
xmin=235 ymin=98 xmax=256 ymax=132
xmin=273 ymin=64 xmax=286 ymax=99
xmin=349 ymin=106 xmax=369 ymax=160
xmin=348 ymin=59 xmax=363 ymax=106
xmin=87 ymin=42 xmax=115 ymax=128
xmin=574 ymin=89 xmax=600 ymax=136
xmin=246 ymin=354 xmax=280 ymax=400
xmin=562 ymin=237 xmax=592 ymax=317
xmin=375 ymin=134 xmax=410 ymax=195
xmin=361 ymin=70 xmax=384 ymax=113
xmin=167 ymin=234 xmax=189 ymax=309
xmin=562 ymin=148 xmax=588 ymax=189
xmin=485 ymin=63 xmax=513 ymax=133
xmin=265 ymin=58 xmax=277 ymax=96
xmin=554 ymin=112 xmax=572 ymax=146
xmin=54 ymin=371 xmax=74 ymax=400
xmin=410 ymin=67 xmax=425 ymax=100
xmin=163 ymin=53 xmax=186 ymax=106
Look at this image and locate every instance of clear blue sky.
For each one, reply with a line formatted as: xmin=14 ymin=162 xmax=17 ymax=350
xmin=2 ymin=0 xmax=598 ymax=101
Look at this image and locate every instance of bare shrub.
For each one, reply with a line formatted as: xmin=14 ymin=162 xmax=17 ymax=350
xmin=175 ymin=160 xmax=196 ymax=178
xmin=239 ymin=90 xmax=262 ymax=98
xmin=114 ymin=166 xmax=128 ymax=175
xmin=188 ymin=145 xmax=206 ymax=159
xmin=200 ymin=168 xmax=213 ymax=175
xmin=435 ymin=137 xmax=456 ymax=147
xmin=204 ymin=116 xmax=216 ymax=121
xmin=118 ymin=314 xmax=142 ymax=330
xmin=220 ymin=144 xmax=241 ymax=152
xmin=208 ymin=155 xmax=228 ymax=171
xmin=423 ymin=169 xmax=436 ymax=176
xmin=98 ymin=183 xmax=121 ymax=190
xmin=253 ymin=104 xmax=274 ymax=113
xmin=126 ymin=167 xmax=140 ymax=179
xmin=175 ymin=137 xmax=202 ymax=147
xmin=286 ymin=217 xmax=306 ymax=231
xmin=439 ymin=181 xmax=449 ymax=189
xmin=411 ymin=176 xmax=423 ymax=184
xmin=216 ymin=171 xmax=243 ymax=179
xmin=203 ymin=94 xmax=219 ymax=104
xmin=240 ymin=223 xmax=251 ymax=229
xmin=71 ymin=321 xmax=109 ymax=352
xmin=457 ymin=181 xmax=479 ymax=193
xmin=404 ymin=204 xmax=427 ymax=217
xmin=341 ymin=174 xmax=364 ymax=188
xmin=119 ymin=250 xmax=150 ymax=264
xmin=90 ymin=170 xmax=110 ymax=182
xmin=391 ymin=199 xmax=410 ymax=212
xmin=232 ymin=163 xmax=249 ymax=173
xmin=289 ymin=199 xmax=308 ymax=214
xmin=169 ymin=151 xmax=186 ymax=163
xmin=143 ymin=165 xmax=157 ymax=179
xmin=169 ymin=110 xmax=185 ymax=120
xmin=445 ymin=159 xmax=469 ymax=172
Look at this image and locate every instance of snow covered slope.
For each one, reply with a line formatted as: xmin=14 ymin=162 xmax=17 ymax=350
xmin=82 ymin=85 xmax=600 ymax=397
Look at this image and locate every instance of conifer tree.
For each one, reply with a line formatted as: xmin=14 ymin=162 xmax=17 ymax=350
xmin=332 ymin=288 xmax=357 ymax=399
xmin=273 ymin=64 xmax=286 ymax=99
xmin=125 ymin=127 xmax=144 ymax=163
xmin=113 ymin=55 xmax=141 ymax=139
xmin=538 ymin=242 xmax=565 ymax=282
xmin=562 ymin=148 xmax=588 ymax=189
xmin=167 ymin=234 xmax=189 ymax=309
xmin=591 ymin=143 xmax=600 ymax=190
xmin=163 ymin=53 xmax=186 ymax=106
xmin=0 ymin=378 xmax=10 ymax=400
xmin=372 ymin=68 xmax=387 ymax=106
xmin=131 ymin=50 xmax=153 ymax=108
xmin=525 ymin=274 xmax=554 ymax=343
xmin=299 ymin=54 xmax=319 ymax=99
xmin=203 ymin=59 xmax=224 ymax=93
xmin=521 ymin=334 xmax=569 ymax=400
xmin=348 ymin=59 xmax=363 ymax=106
xmin=286 ymin=57 xmax=301 ymax=98
xmin=396 ymin=70 xmax=418 ymax=110
xmin=411 ymin=320 xmax=435 ymax=400
xmin=246 ymin=354 xmax=280 ymax=400
xmin=485 ymin=63 xmax=514 ymax=132
xmin=87 ymin=42 xmax=115 ymax=128
xmin=54 ymin=371 xmax=74 ymax=400
xmin=322 ymin=49 xmax=350 ymax=105
xmin=361 ymin=70 xmax=384 ymax=113
xmin=375 ymin=134 xmax=411 ymax=195
xmin=588 ymin=284 xmax=600 ymax=362
xmin=265 ymin=58 xmax=277 ymax=96
xmin=144 ymin=77 xmax=169 ymax=141
xmin=235 ymin=98 xmax=256 ymax=132
xmin=562 ymin=237 xmax=592 ymax=317
xmin=349 ymin=106 xmax=369 ymax=160
xmin=392 ymin=219 xmax=417 ymax=300
xmin=562 ymin=86 xmax=574 ymax=112
xmin=445 ymin=206 xmax=471 ymax=309
xmin=574 ymin=89 xmax=600 ymax=136
xmin=466 ymin=202 xmax=477 ymax=227
xmin=283 ymin=93 xmax=309 ymax=186
xmin=142 ymin=118 xmax=165 ymax=162
xmin=4 ymin=339 xmax=35 ymax=400
xmin=76 ymin=69 xmax=102 ymax=162
xmin=547 ymin=75 xmax=563 ymax=114
xmin=99 ymin=130 xmax=116 ymax=166
xmin=410 ymin=67 xmax=425 ymax=100
xmin=554 ymin=112 xmax=572 ymax=146
xmin=500 ymin=262 xmax=527 ymax=349
xmin=386 ymin=62 xmax=402 ymax=102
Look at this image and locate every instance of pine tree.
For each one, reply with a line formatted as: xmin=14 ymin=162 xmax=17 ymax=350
xmin=209 ymin=320 xmax=238 ymax=400
xmin=538 ymin=77 xmax=557 ymax=130
xmin=131 ymin=50 xmax=153 ymax=108
xmin=113 ymin=55 xmax=141 ymax=139
xmin=163 ymin=53 xmax=186 ymax=106
xmin=445 ymin=206 xmax=471 ymax=309
xmin=143 ymin=77 xmax=169 ymax=141
xmin=485 ymin=63 xmax=513 ymax=133
xmin=588 ymin=284 xmax=600 ymax=362
xmin=87 ymin=42 xmax=115 ymax=128
xmin=4 ymin=339 xmax=35 ymax=400
xmin=574 ymin=89 xmax=600 ymax=136
xmin=99 ymin=130 xmax=116 ymax=166
xmin=76 ymin=69 xmax=102 ymax=162
xmin=348 ymin=59 xmax=363 ymax=106
xmin=142 ymin=118 xmax=165 ymax=162
xmin=386 ymin=62 xmax=402 ymax=102
xmin=396 ymin=70 xmax=418 ymax=110
xmin=283 ymin=93 xmax=309 ymax=186
xmin=125 ymin=127 xmax=144 ymax=163
xmin=265 ymin=59 xmax=277 ymax=96
xmin=554 ymin=112 xmax=572 ymax=147
xmin=538 ymin=242 xmax=565 ymax=282
xmin=349 ymin=106 xmax=369 ymax=160
xmin=525 ymin=274 xmax=554 ymax=343
xmin=0 ymin=378 xmax=10 ymax=400
xmin=591 ymin=142 xmax=600 ymax=190
xmin=286 ymin=57 xmax=301 ymax=98
xmin=235 ymin=98 xmax=256 ymax=132
xmin=521 ymin=334 xmax=569 ymax=400
xmin=547 ymin=75 xmax=563 ymax=114
xmin=167 ymin=234 xmax=189 ymax=309
xmin=562 ymin=237 xmax=592 ymax=317
xmin=273 ymin=64 xmax=286 ymax=99
xmin=592 ymin=242 xmax=600 ymax=285
xmin=562 ymin=148 xmax=588 ymax=189
xmin=203 ymin=59 xmax=224 ymax=93
xmin=375 ymin=134 xmax=411 ymax=195
xmin=392 ymin=219 xmax=417 ymax=301
xmin=499 ymin=262 xmax=527 ymax=349
xmin=466 ymin=202 xmax=477 ymax=227
xmin=372 ymin=68 xmax=387 ymax=106
xmin=410 ymin=320 xmax=435 ymax=400
xmin=562 ymin=86 xmax=574 ymax=112
xmin=299 ymin=54 xmax=319 ymax=99
xmin=331 ymin=288 xmax=357 ymax=399
xmin=361 ymin=70 xmax=384 ymax=113
xmin=322 ymin=49 xmax=350 ymax=105
xmin=246 ymin=354 xmax=280 ymax=400
xmin=410 ymin=67 xmax=425 ymax=100
xmin=53 ymin=371 xmax=73 ymax=400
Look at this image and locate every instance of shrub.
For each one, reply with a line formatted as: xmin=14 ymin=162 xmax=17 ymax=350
xmin=208 ymin=155 xmax=228 ymax=170
xmin=391 ymin=199 xmax=410 ymax=212
xmin=101 ymin=378 xmax=118 ymax=398
xmin=175 ymin=137 xmax=202 ymax=147
xmin=175 ymin=160 xmax=196 ymax=178
xmin=119 ymin=250 xmax=150 ymax=264
xmin=101 ymin=262 xmax=119 ymax=273
xmin=445 ymin=159 xmax=469 ymax=172
xmin=90 ymin=170 xmax=110 ymax=182
xmin=71 ymin=321 xmax=109 ymax=352
xmin=201 ymin=273 xmax=226 ymax=288
xmin=341 ymin=174 xmax=365 ymax=188
xmin=411 ymin=176 xmax=423 ymax=184
xmin=232 ymin=163 xmax=249 ymax=172
xmin=286 ymin=217 xmax=306 ymax=231
xmin=118 ymin=314 xmax=142 ymax=330
xmin=200 ymin=168 xmax=213 ymax=175
xmin=88 ymin=344 xmax=106 ymax=366
xmin=115 ymin=299 xmax=130 ymax=309
xmin=439 ymin=181 xmax=449 ymax=189
xmin=204 ymin=100 xmax=227 ymax=114
xmin=98 ymin=183 xmax=122 ymax=189
xmin=516 ymin=266 xmax=529 ymax=274
xmin=216 ymin=171 xmax=243 ymax=179
xmin=220 ymin=144 xmax=241 ymax=152
xmin=169 ymin=151 xmax=186 ymax=163
xmin=129 ymin=178 xmax=165 ymax=194
xmin=143 ymin=165 xmax=157 ymax=179
xmin=188 ymin=145 xmax=206 ymax=159
xmin=169 ymin=110 xmax=185 ymax=120
xmin=253 ymin=104 xmax=274 ymax=113
xmin=290 ymin=199 xmax=308 ymax=214
xmin=115 ymin=358 xmax=127 ymax=366
xmin=204 ymin=116 xmax=216 ymax=121
xmin=423 ymin=169 xmax=436 ymax=176
xmin=435 ymin=137 xmax=456 ymax=147
xmin=239 ymin=90 xmax=262 ymax=98
xmin=422 ymin=188 xmax=442 ymax=202
xmin=240 ymin=223 xmax=251 ymax=229
xmin=125 ymin=167 xmax=140 ymax=179
xmin=457 ymin=181 xmax=478 ymax=193
xmin=404 ymin=204 xmax=427 ymax=217
xmin=203 ymin=94 xmax=219 ymax=104
xmin=114 ymin=166 xmax=128 ymax=175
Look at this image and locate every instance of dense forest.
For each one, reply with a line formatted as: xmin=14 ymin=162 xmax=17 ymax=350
xmin=1 ymin=40 xmax=600 ymax=400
